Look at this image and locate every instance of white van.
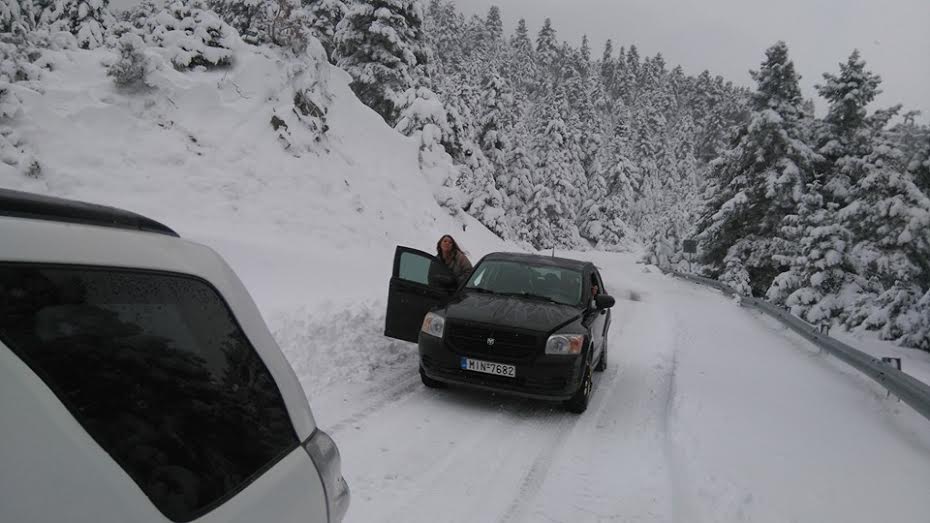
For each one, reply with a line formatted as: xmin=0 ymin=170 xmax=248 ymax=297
xmin=0 ymin=189 xmax=349 ymax=523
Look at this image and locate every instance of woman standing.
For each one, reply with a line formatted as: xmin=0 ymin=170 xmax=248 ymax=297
xmin=436 ymin=234 xmax=473 ymax=286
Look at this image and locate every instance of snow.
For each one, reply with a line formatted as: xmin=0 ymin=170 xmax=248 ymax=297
xmin=2 ymin=38 xmax=930 ymax=523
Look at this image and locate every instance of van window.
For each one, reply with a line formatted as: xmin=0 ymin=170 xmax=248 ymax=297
xmin=0 ymin=264 xmax=298 ymax=522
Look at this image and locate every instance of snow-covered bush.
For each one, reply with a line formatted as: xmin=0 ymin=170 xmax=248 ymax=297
xmin=146 ymin=0 xmax=239 ymax=70
xmin=0 ymin=81 xmax=26 ymax=118
xmin=124 ymin=0 xmax=162 ymax=29
xmin=0 ymin=126 xmax=40 ymax=177
xmin=37 ymin=0 xmax=115 ymax=49
xmin=105 ymin=20 xmax=136 ymax=46
xmin=395 ymin=85 xmax=451 ymax=153
xmin=0 ymin=39 xmax=44 ymax=84
xmin=107 ymin=32 xmax=157 ymax=87
xmin=292 ymin=84 xmax=327 ymax=138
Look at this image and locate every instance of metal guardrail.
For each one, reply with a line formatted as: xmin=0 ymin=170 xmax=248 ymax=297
xmin=667 ymin=270 xmax=930 ymax=423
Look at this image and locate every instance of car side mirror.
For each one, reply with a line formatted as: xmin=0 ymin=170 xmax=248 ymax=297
xmin=430 ymin=273 xmax=457 ymax=289
xmin=594 ymin=294 xmax=615 ymax=309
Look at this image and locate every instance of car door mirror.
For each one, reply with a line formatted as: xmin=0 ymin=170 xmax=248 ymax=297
xmin=594 ymin=294 xmax=615 ymax=309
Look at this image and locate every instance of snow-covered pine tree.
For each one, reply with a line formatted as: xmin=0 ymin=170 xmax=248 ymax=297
xmin=695 ymin=41 xmax=818 ymax=296
xmin=1 ymin=0 xmax=37 ymax=33
xmin=599 ymin=39 xmax=615 ymax=98
xmin=624 ymin=44 xmax=640 ymax=89
xmin=460 ymin=146 xmax=511 ymax=238
xmin=461 ymin=13 xmax=488 ymax=59
xmin=334 ymin=0 xmax=430 ymax=126
xmin=534 ymin=17 xmax=557 ymax=86
xmin=506 ymin=17 xmax=535 ymax=95
xmin=839 ymin=130 xmax=930 ymax=346
xmin=38 ymin=0 xmax=115 ymax=49
xmin=914 ymin=133 xmax=930 ymax=196
xmin=437 ymin=78 xmax=477 ymax=160
xmin=207 ymin=0 xmax=265 ymax=42
xmin=890 ymin=112 xmax=930 ymax=197
xmin=423 ymin=0 xmax=464 ymax=78
xmin=815 ymin=50 xmax=882 ymax=206
xmin=304 ymin=0 xmax=345 ymax=60
xmin=476 ymin=70 xmax=514 ymax=177
xmin=524 ymin=85 xmax=584 ymax=249
xmin=485 ymin=5 xmax=501 ymax=42
xmin=264 ymin=0 xmax=313 ymax=51
xmin=768 ymin=51 xmax=884 ymax=321
xmin=500 ymin=120 xmax=534 ymax=217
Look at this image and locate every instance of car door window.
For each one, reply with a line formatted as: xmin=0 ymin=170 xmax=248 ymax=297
xmin=398 ymin=250 xmax=432 ymax=285
xmin=0 ymin=264 xmax=298 ymax=523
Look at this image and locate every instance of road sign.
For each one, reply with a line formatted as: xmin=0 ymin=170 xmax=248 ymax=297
xmin=683 ymin=240 xmax=697 ymax=254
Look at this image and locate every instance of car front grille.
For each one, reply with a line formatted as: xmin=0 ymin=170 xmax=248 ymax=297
xmin=445 ymin=322 xmax=541 ymax=361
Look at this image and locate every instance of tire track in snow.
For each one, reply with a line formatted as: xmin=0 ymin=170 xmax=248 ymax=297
xmin=497 ymin=364 xmax=623 ymax=523
xmin=373 ymin=395 xmax=540 ymax=523
xmin=326 ymin=371 xmax=422 ymax=435
xmin=494 ymin=409 xmax=576 ymax=523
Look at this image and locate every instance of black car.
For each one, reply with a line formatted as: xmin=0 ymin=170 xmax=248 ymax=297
xmin=384 ymin=247 xmax=615 ymax=413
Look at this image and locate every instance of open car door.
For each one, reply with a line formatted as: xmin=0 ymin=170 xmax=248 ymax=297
xmin=384 ymin=246 xmax=456 ymax=343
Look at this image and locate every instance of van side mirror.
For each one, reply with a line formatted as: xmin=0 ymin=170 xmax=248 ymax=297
xmin=594 ymin=294 xmax=615 ymax=309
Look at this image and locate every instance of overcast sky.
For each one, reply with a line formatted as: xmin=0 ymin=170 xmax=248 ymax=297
xmin=453 ymin=0 xmax=929 ymax=121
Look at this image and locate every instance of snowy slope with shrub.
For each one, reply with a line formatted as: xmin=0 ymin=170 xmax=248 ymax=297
xmin=0 ymin=15 xmax=511 ymax=392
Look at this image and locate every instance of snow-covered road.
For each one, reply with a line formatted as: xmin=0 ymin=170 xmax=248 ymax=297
xmin=290 ymin=252 xmax=930 ymax=523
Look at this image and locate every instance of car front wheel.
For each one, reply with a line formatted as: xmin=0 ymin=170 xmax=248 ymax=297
xmin=564 ymin=360 xmax=593 ymax=413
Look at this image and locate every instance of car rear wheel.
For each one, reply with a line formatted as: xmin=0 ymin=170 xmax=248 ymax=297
xmin=564 ymin=361 xmax=593 ymax=413
xmin=420 ymin=366 xmax=446 ymax=389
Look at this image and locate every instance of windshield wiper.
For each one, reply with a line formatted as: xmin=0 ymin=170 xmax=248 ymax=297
xmin=467 ymin=287 xmax=498 ymax=295
xmin=500 ymin=291 xmax=562 ymax=305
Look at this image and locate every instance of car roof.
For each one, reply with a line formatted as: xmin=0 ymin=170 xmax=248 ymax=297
xmin=0 ymin=188 xmax=179 ymax=237
xmin=482 ymin=251 xmax=594 ymax=271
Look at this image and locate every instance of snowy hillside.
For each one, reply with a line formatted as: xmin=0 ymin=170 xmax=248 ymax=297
xmin=0 ymin=33 xmax=515 ymax=398
xmin=1 ymin=38 xmax=506 ymax=290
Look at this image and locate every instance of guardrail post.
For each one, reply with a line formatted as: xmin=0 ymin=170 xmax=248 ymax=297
xmin=881 ymin=357 xmax=903 ymax=400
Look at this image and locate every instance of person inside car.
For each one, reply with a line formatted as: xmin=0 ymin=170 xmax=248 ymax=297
xmin=436 ymin=234 xmax=473 ymax=286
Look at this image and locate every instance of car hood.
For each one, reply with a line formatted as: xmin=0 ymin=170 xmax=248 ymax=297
xmin=443 ymin=291 xmax=582 ymax=333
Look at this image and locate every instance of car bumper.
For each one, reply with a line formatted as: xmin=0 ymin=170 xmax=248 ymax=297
xmin=418 ymin=333 xmax=585 ymax=401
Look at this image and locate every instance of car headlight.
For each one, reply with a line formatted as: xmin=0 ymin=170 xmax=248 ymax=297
xmin=421 ymin=312 xmax=445 ymax=338
xmin=545 ymin=334 xmax=585 ymax=355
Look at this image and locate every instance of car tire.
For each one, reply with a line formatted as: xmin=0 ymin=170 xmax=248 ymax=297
xmin=564 ymin=360 xmax=593 ymax=414
xmin=420 ymin=366 xmax=446 ymax=389
xmin=594 ymin=336 xmax=607 ymax=372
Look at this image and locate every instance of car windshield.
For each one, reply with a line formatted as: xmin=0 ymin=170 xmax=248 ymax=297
xmin=465 ymin=260 xmax=583 ymax=306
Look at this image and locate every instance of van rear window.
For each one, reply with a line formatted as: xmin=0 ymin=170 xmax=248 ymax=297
xmin=0 ymin=264 xmax=298 ymax=522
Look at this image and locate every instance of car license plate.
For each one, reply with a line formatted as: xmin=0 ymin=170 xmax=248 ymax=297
xmin=460 ymin=357 xmax=516 ymax=378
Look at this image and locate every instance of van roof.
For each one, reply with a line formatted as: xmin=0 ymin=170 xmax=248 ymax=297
xmin=0 ymin=188 xmax=179 ymax=237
